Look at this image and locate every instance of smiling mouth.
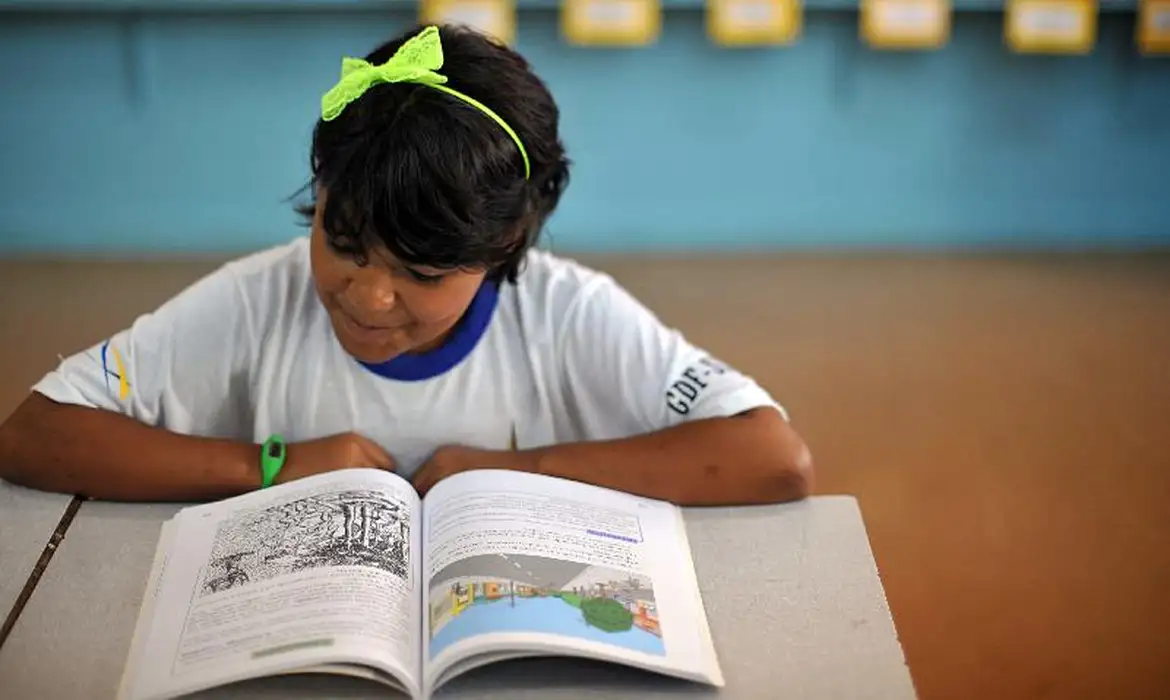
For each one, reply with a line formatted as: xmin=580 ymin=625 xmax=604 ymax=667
xmin=338 ymin=309 xmax=400 ymax=334
xmin=350 ymin=316 xmax=389 ymax=331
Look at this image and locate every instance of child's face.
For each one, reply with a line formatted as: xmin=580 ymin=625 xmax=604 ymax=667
xmin=309 ymin=193 xmax=487 ymax=364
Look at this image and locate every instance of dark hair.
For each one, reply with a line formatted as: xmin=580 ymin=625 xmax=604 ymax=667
xmin=294 ymin=23 xmax=571 ymax=284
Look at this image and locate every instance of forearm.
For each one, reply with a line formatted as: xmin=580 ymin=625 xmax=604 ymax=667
xmin=0 ymin=393 xmax=261 ymax=502
xmin=523 ymin=408 xmax=813 ymax=506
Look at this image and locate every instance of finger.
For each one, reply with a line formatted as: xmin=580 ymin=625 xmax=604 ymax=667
xmin=411 ymin=463 xmax=437 ymax=496
xmin=358 ymin=437 xmax=396 ymax=470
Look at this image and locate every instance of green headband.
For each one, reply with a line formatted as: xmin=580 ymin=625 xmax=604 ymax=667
xmin=320 ymin=25 xmax=531 ymax=180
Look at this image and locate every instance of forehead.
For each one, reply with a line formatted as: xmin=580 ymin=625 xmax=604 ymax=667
xmin=313 ymin=186 xmax=488 ymax=277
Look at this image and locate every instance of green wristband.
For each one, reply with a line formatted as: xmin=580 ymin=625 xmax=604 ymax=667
xmin=260 ymin=434 xmax=287 ymax=488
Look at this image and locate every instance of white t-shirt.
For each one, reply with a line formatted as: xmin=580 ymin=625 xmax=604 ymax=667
xmin=32 ymin=237 xmax=786 ymax=477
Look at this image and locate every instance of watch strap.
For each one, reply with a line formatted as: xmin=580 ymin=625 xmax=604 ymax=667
xmin=260 ymin=434 xmax=287 ymax=488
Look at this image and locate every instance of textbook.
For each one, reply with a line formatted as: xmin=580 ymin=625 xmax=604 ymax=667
xmin=116 ymin=468 xmax=724 ymax=700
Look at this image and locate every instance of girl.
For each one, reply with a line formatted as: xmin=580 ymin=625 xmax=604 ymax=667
xmin=0 ymin=24 xmax=812 ymax=505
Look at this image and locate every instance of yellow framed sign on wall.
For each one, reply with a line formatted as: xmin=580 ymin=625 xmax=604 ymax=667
xmin=419 ymin=0 xmax=517 ymax=46
xmin=860 ymin=0 xmax=951 ymax=50
xmin=1137 ymin=0 xmax=1170 ymax=54
xmin=1005 ymin=0 xmax=1097 ymax=54
xmin=561 ymin=0 xmax=662 ymax=46
xmin=707 ymin=0 xmax=803 ymax=47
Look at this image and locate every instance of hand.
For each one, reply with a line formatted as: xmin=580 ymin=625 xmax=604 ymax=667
xmin=276 ymin=432 xmax=396 ymax=485
xmin=411 ymin=445 xmax=478 ymax=497
xmin=412 ymin=445 xmax=543 ymax=497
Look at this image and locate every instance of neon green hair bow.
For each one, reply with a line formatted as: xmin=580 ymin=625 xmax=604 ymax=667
xmin=320 ymin=25 xmax=530 ymax=179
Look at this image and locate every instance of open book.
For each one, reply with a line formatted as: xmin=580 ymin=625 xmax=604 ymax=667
xmin=116 ymin=468 xmax=724 ymax=699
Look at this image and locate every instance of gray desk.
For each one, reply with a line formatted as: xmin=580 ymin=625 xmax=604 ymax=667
xmin=0 ymin=496 xmax=917 ymax=699
xmin=0 ymin=481 xmax=75 ymax=624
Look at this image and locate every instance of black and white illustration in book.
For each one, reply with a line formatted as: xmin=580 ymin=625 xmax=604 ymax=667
xmin=197 ymin=489 xmax=410 ymax=596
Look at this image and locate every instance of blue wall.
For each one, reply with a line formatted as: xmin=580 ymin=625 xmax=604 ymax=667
xmin=1 ymin=3 xmax=1168 ymax=254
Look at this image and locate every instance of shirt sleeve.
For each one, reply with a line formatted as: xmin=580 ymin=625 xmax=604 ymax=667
xmin=31 ymin=262 xmax=257 ymax=441
xmin=556 ymin=274 xmax=787 ymax=441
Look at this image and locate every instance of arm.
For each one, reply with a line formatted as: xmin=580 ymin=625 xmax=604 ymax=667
xmin=414 ymin=406 xmax=812 ymax=505
xmin=0 ymin=393 xmax=260 ymax=501
xmin=0 ymin=256 xmax=397 ymax=502
xmin=534 ymin=406 xmax=811 ymax=504
xmin=0 ymin=394 xmax=396 ymax=502
xmin=414 ymin=270 xmax=815 ymax=506
xmin=0 ymin=262 xmax=263 ymax=501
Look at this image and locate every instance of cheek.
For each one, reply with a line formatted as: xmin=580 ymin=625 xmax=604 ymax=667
xmin=408 ymin=279 xmax=485 ymax=327
xmin=309 ymin=241 xmax=348 ymax=294
xmin=317 ymin=266 xmax=348 ymax=295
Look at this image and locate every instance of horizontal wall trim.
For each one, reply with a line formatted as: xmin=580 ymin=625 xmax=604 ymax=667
xmin=2 ymin=9 xmax=1164 ymax=254
xmin=0 ymin=0 xmax=1143 ymax=14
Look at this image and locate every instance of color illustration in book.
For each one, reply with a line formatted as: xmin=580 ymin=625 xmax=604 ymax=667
xmin=196 ymin=489 xmax=411 ymax=596
xmin=428 ymin=554 xmax=664 ymax=659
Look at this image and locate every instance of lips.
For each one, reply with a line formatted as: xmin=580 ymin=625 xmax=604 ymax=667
xmin=333 ymin=306 xmax=404 ymax=342
xmin=342 ymin=310 xmax=393 ymax=332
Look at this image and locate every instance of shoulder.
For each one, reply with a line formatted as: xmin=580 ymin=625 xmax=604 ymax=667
xmin=507 ymin=248 xmax=628 ymax=326
xmin=513 ymin=248 xmax=611 ymax=302
xmin=499 ymin=248 xmax=668 ymax=360
xmin=122 ymin=236 xmax=318 ymax=358
xmin=220 ymin=236 xmax=312 ymax=299
xmin=211 ymin=237 xmax=317 ymax=333
xmin=156 ymin=236 xmax=311 ymax=311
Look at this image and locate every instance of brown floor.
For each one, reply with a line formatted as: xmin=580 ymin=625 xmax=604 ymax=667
xmin=2 ymin=251 xmax=1169 ymax=700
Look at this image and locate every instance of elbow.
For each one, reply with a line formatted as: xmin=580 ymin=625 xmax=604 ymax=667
xmin=759 ymin=439 xmax=814 ymax=503
xmin=0 ymin=394 xmax=56 ymax=490
xmin=744 ymin=411 xmax=815 ymax=504
xmin=0 ymin=413 xmax=26 ymax=486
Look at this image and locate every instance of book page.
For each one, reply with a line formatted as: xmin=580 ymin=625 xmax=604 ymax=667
xmin=118 ymin=469 xmax=423 ymax=700
xmin=420 ymin=469 xmax=723 ymax=694
xmin=117 ymin=517 xmax=178 ymax=700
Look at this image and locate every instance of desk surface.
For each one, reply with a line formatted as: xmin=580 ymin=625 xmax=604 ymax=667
xmin=0 ymin=481 xmax=74 ymax=622
xmin=0 ymin=495 xmax=916 ymax=699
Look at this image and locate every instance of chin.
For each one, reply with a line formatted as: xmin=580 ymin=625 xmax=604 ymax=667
xmin=331 ymin=332 xmax=401 ymax=365
xmin=325 ymin=312 xmax=406 ymax=364
xmin=345 ymin=342 xmax=404 ymax=365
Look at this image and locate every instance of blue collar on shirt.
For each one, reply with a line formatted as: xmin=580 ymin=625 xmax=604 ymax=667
xmin=357 ymin=280 xmax=500 ymax=382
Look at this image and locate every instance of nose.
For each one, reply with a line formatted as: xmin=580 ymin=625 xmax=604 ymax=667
xmin=345 ymin=269 xmax=396 ymax=316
